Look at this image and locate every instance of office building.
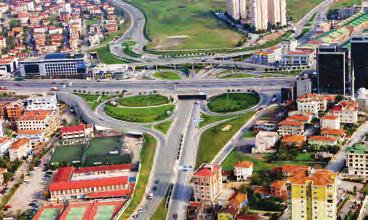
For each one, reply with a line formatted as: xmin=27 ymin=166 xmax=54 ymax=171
xmin=192 ymin=164 xmax=222 ymax=206
xmin=317 ymin=44 xmax=349 ymax=95
xmin=19 ymin=53 xmax=87 ymax=78
xmin=227 ymin=0 xmax=247 ymax=21
xmin=351 ymin=35 xmax=368 ymax=91
xmin=288 ymin=169 xmax=337 ymax=220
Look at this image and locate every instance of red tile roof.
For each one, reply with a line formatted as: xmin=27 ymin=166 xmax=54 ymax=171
xmin=74 ymin=164 xmax=133 ymax=174
xmin=49 ymin=176 xmax=129 ymax=191
xmin=193 ymin=165 xmax=220 ymax=177
xmin=322 ymin=115 xmax=339 ymax=120
xmin=309 ymin=136 xmax=337 ymax=142
xmin=11 ymin=138 xmax=29 ymax=150
xmin=60 ymin=124 xmax=85 ymax=134
xmin=279 ymin=120 xmax=304 ymax=126
xmin=234 ymin=161 xmax=253 ymax=169
xmin=87 ymin=189 xmax=130 ymax=198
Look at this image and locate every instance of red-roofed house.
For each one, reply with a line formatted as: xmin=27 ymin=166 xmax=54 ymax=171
xmin=270 ymin=180 xmax=288 ymax=199
xmin=9 ymin=138 xmax=31 ymax=161
xmin=281 ymin=135 xmax=306 ymax=148
xmin=321 ymin=114 xmax=340 ymax=130
xmin=192 ymin=164 xmax=222 ymax=205
xmin=49 ymin=164 xmax=134 ymax=202
xmin=60 ymin=123 xmax=93 ymax=145
xmin=330 ymin=100 xmax=358 ymax=124
xmin=234 ymin=161 xmax=253 ymax=181
xmin=308 ymin=136 xmax=338 ymax=147
xmin=278 ymin=119 xmax=305 ymax=136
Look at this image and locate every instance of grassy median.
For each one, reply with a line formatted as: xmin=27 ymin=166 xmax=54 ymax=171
xmin=153 ymin=120 xmax=173 ymax=134
xmin=207 ymin=93 xmax=260 ymax=113
xmin=199 ymin=113 xmax=235 ymax=128
xmin=74 ymin=93 xmax=111 ymax=110
xmin=122 ymin=134 xmax=157 ymax=219
xmin=195 ymin=111 xmax=255 ymax=168
xmin=118 ymin=94 xmax=170 ymax=107
xmin=153 ymin=71 xmax=181 ymax=80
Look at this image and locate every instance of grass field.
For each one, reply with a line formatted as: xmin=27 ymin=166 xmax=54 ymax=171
xmin=118 ymin=94 xmax=170 ymax=107
xmin=104 ymin=104 xmax=175 ymax=123
xmin=329 ymin=0 xmax=362 ymax=11
xmin=126 ymin=0 xmax=242 ymax=50
xmin=153 ymin=120 xmax=173 ymax=134
xmin=207 ymin=93 xmax=260 ymax=113
xmin=75 ymin=93 xmax=111 ymax=110
xmin=122 ymin=134 xmax=157 ymax=219
xmin=286 ymin=0 xmax=324 ymax=22
xmin=50 ymin=145 xmax=84 ymax=167
xmin=199 ymin=113 xmax=235 ymax=128
xmin=94 ymin=46 xmax=127 ymax=64
xmin=84 ymin=137 xmax=131 ymax=166
xmin=152 ymin=71 xmax=181 ymax=80
xmin=220 ymin=73 xmax=255 ymax=79
xmin=196 ymin=112 xmax=255 ymax=168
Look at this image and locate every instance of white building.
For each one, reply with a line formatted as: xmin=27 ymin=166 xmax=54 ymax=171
xmin=297 ymin=93 xmax=327 ymax=115
xmin=330 ymin=100 xmax=359 ymax=124
xmin=296 ymin=74 xmax=312 ymax=98
xmin=0 ymin=137 xmax=12 ymax=156
xmin=9 ymin=138 xmax=31 ymax=161
xmin=253 ymin=131 xmax=279 ymax=153
xmin=346 ymin=143 xmax=368 ymax=177
xmin=249 ymin=0 xmax=268 ymax=31
xmin=321 ymin=115 xmax=340 ymax=130
xmin=268 ymin=0 xmax=287 ymax=27
xmin=278 ymin=119 xmax=305 ymax=136
xmin=234 ymin=161 xmax=253 ymax=181
xmin=25 ymin=94 xmax=58 ymax=110
xmin=227 ymin=0 xmax=247 ymax=21
xmin=280 ymin=51 xmax=314 ymax=67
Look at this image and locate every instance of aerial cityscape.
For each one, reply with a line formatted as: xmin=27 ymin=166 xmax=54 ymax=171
xmin=0 ymin=0 xmax=368 ymax=220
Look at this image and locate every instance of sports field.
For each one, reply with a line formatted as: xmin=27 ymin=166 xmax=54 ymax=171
xmin=65 ymin=207 xmax=86 ymax=220
xmin=49 ymin=145 xmax=84 ymax=167
xmin=38 ymin=208 xmax=59 ymax=220
xmin=94 ymin=205 xmax=116 ymax=219
xmin=84 ymin=137 xmax=131 ymax=166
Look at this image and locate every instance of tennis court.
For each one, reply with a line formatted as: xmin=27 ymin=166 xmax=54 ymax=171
xmin=65 ymin=207 xmax=86 ymax=220
xmin=94 ymin=205 xmax=116 ymax=220
xmin=38 ymin=208 xmax=59 ymax=220
xmin=84 ymin=136 xmax=131 ymax=166
xmin=49 ymin=144 xmax=85 ymax=167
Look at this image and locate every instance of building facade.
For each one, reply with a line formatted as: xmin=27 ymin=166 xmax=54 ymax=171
xmin=25 ymin=94 xmax=58 ymax=110
xmin=9 ymin=138 xmax=31 ymax=161
xmin=351 ymin=35 xmax=368 ymax=91
xmin=234 ymin=161 xmax=253 ymax=181
xmin=346 ymin=143 xmax=368 ymax=177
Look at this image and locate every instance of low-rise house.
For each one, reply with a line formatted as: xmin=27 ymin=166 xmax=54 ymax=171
xmin=16 ymin=110 xmax=60 ymax=136
xmin=346 ymin=143 xmax=368 ymax=177
xmin=308 ymin=136 xmax=338 ymax=148
xmin=253 ymin=131 xmax=279 ymax=153
xmin=0 ymin=167 xmax=7 ymax=185
xmin=60 ymin=123 xmax=93 ymax=145
xmin=321 ymin=115 xmax=340 ymax=130
xmin=9 ymin=138 xmax=31 ymax=161
xmin=321 ymin=128 xmax=346 ymax=142
xmin=6 ymin=101 xmax=25 ymax=121
xmin=287 ymin=114 xmax=312 ymax=124
xmin=281 ymin=135 xmax=306 ymax=148
xmin=297 ymin=93 xmax=327 ymax=115
xmin=330 ymin=100 xmax=359 ymax=124
xmin=270 ymin=180 xmax=288 ymax=199
xmin=234 ymin=161 xmax=253 ymax=181
xmin=278 ymin=120 xmax=304 ymax=136
xmin=0 ymin=137 xmax=12 ymax=156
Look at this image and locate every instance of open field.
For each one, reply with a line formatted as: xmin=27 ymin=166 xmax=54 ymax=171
xmin=286 ymin=0 xmax=324 ymax=22
xmin=196 ymin=112 xmax=255 ymax=168
xmin=122 ymin=134 xmax=157 ymax=219
xmin=93 ymin=46 xmax=127 ymax=64
xmin=118 ymin=94 xmax=170 ymax=107
xmin=329 ymin=0 xmax=362 ymax=11
xmin=207 ymin=93 xmax=260 ymax=113
xmin=199 ymin=113 xmax=235 ymax=128
xmin=153 ymin=120 xmax=173 ymax=134
xmin=49 ymin=145 xmax=84 ymax=167
xmin=84 ymin=136 xmax=131 ymax=166
xmin=152 ymin=71 xmax=181 ymax=80
xmin=74 ymin=93 xmax=112 ymax=110
xmin=126 ymin=0 xmax=242 ymax=50
xmin=104 ymin=104 xmax=175 ymax=123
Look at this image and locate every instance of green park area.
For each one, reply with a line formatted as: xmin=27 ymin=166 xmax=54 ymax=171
xmin=286 ymin=0 xmax=324 ymax=22
xmin=152 ymin=71 xmax=181 ymax=80
xmin=74 ymin=93 xmax=112 ymax=110
xmin=118 ymin=94 xmax=170 ymax=107
xmin=329 ymin=0 xmax=362 ymax=11
xmin=199 ymin=113 xmax=235 ymax=128
xmin=220 ymin=73 xmax=255 ymax=79
xmin=153 ymin=120 xmax=173 ymax=134
xmin=105 ymin=104 xmax=175 ymax=123
xmin=196 ymin=112 xmax=255 ymax=168
xmin=93 ymin=46 xmax=126 ymax=64
xmin=122 ymin=134 xmax=157 ymax=219
xmin=207 ymin=93 xmax=260 ymax=113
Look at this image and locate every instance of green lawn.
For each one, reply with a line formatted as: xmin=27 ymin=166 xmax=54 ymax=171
xmin=286 ymin=0 xmax=324 ymax=22
xmin=49 ymin=145 xmax=84 ymax=167
xmin=153 ymin=120 xmax=173 ymax=134
xmin=220 ymin=73 xmax=255 ymax=79
xmin=118 ymin=94 xmax=170 ymax=107
xmin=126 ymin=0 xmax=242 ymax=50
xmin=104 ymin=104 xmax=175 ymax=123
xmin=85 ymin=17 xmax=100 ymax=27
xmin=196 ymin=112 xmax=255 ymax=168
xmin=243 ymin=130 xmax=256 ymax=138
xmin=121 ymin=134 xmax=157 ymax=219
xmin=207 ymin=93 xmax=260 ymax=113
xmin=153 ymin=71 xmax=181 ymax=80
xmin=329 ymin=0 xmax=362 ymax=11
xmin=93 ymin=46 xmax=127 ymax=64
xmin=74 ymin=93 xmax=111 ymax=110
xmin=199 ymin=113 xmax=235 ymax=128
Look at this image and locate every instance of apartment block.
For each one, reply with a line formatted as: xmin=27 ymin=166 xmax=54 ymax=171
xmin=346 ymin=143 xmax=368 ymax=177
xmin=9 ymin=138 xmax=31 ymax=161
xmin=16 ymin=110 xmax=60 ymax=135
xmin=330 ymin=100 xmax=359 ymax=124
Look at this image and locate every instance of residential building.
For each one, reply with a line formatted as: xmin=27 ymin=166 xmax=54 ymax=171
xmin=192 ymin=164 xmax=222 ymax=206
xmin=296 ymin=74 xmax=312 ymax=98
xmin=321 ymin=115 xmax=340 ymax=130
xmin=308 ymin=136 xmax=338 ymax=148
xmin=19 ymin=53 xmax=87 ymax=78
xmin=49 ymin=164 xmax=135 ymax=202
xmin=287 ymin=169 xmax=337 ymax=220
xmin=0 ymin=137 xmax=12 ymax=156
xmin=253 ymin=131 xmax=278 ymax=153
xmin=16 ymin=110 xmax=60 ymax=135
xmin=226 ymin=0 xmax=247 ymax=21
xmin=249 ymin=0 xmax=268 ymax=31
xmin=317 ymin=44 xmax=349 ymax=95
xmin=9 ymin=138 xmax=31 ymax=161
xmin=278 ymin=120 xmax=304 ymax=136
xmin=6 ymin=101 xmax=25 ymax=121
xmin=351 ymin=35 xmax=368 ymax=91
xmin=60 ymin=123 xmax=94 ymax=145
xmin=234 ymin=161 xmax=253 ymax=181
xmin=0 ymin=167 xmax=6 ymax=185
xmin=270 ymin=180 xmax=287 ymax=199
xmin=330 ymin=100 xmax=359 ymax=124
xmin=25 ymin=94 xmax=58 ymax=110
xmin=297 ymin=93 xmax=327 ymax=115
xmin=321 ymin=128 xmax=346 ymax=141
xmin=280 ymin=135 xmax=306 ymax=148
xmin=252 ymin=120 xmax=278 ymax=132
xmin=346 ymin=143 xmax=368 ymax=177
xmin=268 ymin=0 xmax=287 ymax=27
xmin=217 ymin=206 xmax=238 ymax=220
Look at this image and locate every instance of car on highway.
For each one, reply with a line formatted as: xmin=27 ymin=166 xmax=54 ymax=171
xmin=147 ymin=192 xmax=153 ymax=200
xmin=138 ymin=207 xmax=143 ymax=213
